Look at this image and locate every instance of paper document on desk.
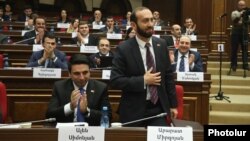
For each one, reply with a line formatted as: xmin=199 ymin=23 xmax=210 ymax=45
xmin=56 ymin=122 xmax=89 ymax=128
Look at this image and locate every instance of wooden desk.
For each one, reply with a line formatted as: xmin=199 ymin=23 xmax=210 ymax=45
xmin=0 ymin=44 xmax=209 ymax=71
xmin=0 ymin=124 xmax=203 ymax=141
xmin=0 ymin=69 xmax=211 ymax=125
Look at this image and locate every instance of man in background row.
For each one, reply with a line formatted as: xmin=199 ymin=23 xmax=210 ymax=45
xmin=89 ymin=38 xmax=114 ymax=68
xmin=72 ymin=21 xmax=98 ymax=46
xmin=169 ymin=36 xmax=203 ymax=72
xmin=23 ymin=16 xmax=47 ymax=45
xmin=162 ymin=24 xmax=182 ymax=48
xmin=27 ymin=33 xmax=68 ymax=69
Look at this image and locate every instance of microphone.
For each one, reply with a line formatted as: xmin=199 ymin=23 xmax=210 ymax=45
xmin=12 ymin=36 xmax=35 ymax=44
xmin=0 ymin=118 xmax=56 ymax=127
xmin=218 ymin=13 xmax=227 ymax=19
xmin=121 ymin=113 xmax=167 ymax=126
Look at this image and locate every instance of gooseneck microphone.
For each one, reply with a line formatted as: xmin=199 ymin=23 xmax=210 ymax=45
xmin=121 ymin=113 xmax=167 ymax=126
xmin=0 ymin=118 xmax=56 ymax=127
xmin=12 ymin=36 xmax=35 ymax=44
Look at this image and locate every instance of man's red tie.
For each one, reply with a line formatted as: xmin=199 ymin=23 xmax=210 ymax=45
xmin=145 ymin=43 xmax=158 ymax=104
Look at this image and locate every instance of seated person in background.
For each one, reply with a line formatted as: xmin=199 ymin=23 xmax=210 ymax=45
xmin=0 ymin=7 xmax=3 ymax=21
xmin=100 ymin=16 xmax=121 ymax=33
xmin=72 ymin=21 xmax=98 ymax=46
xmin=169 ymin=36 xmax=203 ymax=72
xmin=46 ymin=54 xmax=112 ymax=125
xmin=121 ymin=11 xmax=132 ymax=26
xmin=23 ymin=16 xmax=47 ymax=45
xmin=181 ymin=18 xmax=197 ymax=35
xmin=17 ymin=5 xmax=33 ymax=22
xmin=124 ymin=27 xmax=136 ymax=40
xmin=24 ymin=18 xmax=34 ymax=30
xmin=67 ymin=18 xmax=79 ymax=33
xmin=2 ymin=3 xmax=13 ymax=21
xmin=27 ymin=33 xmax=68 ymax=69
xmin=153 ymin=11 xmax=165 ymax=26
xmin=89 ymin=38 xmax=114 ymax=68
xmin=57 ymin=9 xmax=71 ymax=23
xmin=162 ymin=24 xmax=182 ymax=48
xmin=88 ymin=10 xmax=105 ymax=25
xmin=0 ymin=34 xmax=8 ymax=44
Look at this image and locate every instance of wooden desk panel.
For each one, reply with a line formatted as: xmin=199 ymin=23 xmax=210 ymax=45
xmin=0 ymin=126 xmax=203 ymax=141
xmin=0 ymin=69 xmax=211 ymax=125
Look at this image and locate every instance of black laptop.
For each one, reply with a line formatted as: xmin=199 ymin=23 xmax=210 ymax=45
xmin=99 ymin=56 xmax=113 ymax=69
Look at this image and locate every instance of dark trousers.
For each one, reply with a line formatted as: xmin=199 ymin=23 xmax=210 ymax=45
xmin=231 ymin=27 xmax=249 ymax=68
xmin=132 ymin=100 xmax=167 ymax=127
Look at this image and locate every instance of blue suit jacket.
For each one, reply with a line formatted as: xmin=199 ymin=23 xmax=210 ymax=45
xmin=27 ymin=49 xmax=68 ymax=69
xmin=171 ymin=49 xmax=203 ymax=72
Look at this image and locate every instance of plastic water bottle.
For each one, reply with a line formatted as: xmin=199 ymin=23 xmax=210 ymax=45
xmin=9 ymin=25 xmax=13 ymax=31
xmin=7 ymin=36 xmax=12 ymax=44
xmin=100 ymin=106 xmax=109 ymax=128
xmin=3 ymin=57 xmax=9 ymax=69
xmin=50 ymin=26 xmax=54 ymax=33
xmin=57 ymin=37 xmax=62 ymax=47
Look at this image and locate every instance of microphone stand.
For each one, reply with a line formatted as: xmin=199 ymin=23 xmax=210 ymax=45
xmin=210 ymin=13 xmax=231 ymax=103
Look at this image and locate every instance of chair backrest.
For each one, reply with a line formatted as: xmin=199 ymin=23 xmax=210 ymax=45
xmin=0 ymin=54 xmax=3 ymax=68
xmin=175 ymin=85 xmax=184 ymax=119
xmin=0 ymin=82 xmax=7 ymax=123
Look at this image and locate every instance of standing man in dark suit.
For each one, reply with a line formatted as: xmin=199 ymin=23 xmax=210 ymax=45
xmin=26 ymin=33 xmax=68 ymax=69
xmin=23 ymin=16 xmax=47 ymax=45
xmin=71 ymin=21 xmax=98 ymax=46
xmin=46 ymin=54 xmax=112 ymax=125
xmin=162 ymin=24 xmax=182 ymax=48
xmin=169 ymin=36 xmax=203 ymax=72
xmin=110 ymin=7 xmax=178 ymax=127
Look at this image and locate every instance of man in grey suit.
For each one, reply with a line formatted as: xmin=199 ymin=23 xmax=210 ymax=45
xmin=46 ymin=54 xmax=112 ymax=125
xmin=110 ymin=7 xmax=178 ymax=127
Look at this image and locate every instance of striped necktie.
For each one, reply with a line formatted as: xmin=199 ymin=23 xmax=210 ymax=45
xmin=77 ymin=88 xmax=85 ymax=122
xmin=145 ymin=43 xmax=158 ymax=104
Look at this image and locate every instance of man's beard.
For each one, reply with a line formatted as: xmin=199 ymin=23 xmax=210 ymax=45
xmin=136 ymin=23 xmax=153 ymax=38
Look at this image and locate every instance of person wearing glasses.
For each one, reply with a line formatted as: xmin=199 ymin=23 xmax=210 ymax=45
xmin=27 ymin=33 xmax=68 ymax=69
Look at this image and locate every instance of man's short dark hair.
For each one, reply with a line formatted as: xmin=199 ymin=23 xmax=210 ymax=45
xmin=33 ymin=16 xmax=45 ymax=25
xmin=130 ymin=7 xmax=149 ymax=24
xmin=68 ymin=54 xmax=90 ymax=72
xmin=42 ymin=33 xmax=56 ymax=43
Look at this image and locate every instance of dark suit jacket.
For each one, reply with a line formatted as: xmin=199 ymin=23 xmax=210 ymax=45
xmin=89 ymin=51 xmax=114 ymax=68
xmin=26 ymin=49 xmax=68 ymax=69
xmin=171 ymin=49 xmax=203 ymax=72
xmin=155 ymin=19 xmax=165 ymax=26
xmin=181 ymin=27 xmax=198 ymax=35
xmin=17 ymin=14 xmax=28 ymax=22
xmin=161 ymin=35 xmax=174 ymax=47
xmin=46 ymin=79 xmax=112 ymax=126
xmin=100 ymin=26 xmax=121 ymax=33
xmin=23 ymin=30 xmax=50 ymax=45
xmin=71 ymin=34 xmax=99 ymax=46
xmin=110 ymin=36 xmax=177 ymax=124
xmin=23 ymin=30 xmax=36 ymax=45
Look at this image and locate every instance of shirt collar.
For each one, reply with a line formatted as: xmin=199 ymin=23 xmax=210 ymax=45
xmin=135 ymin=35 xmax=153 ymax=49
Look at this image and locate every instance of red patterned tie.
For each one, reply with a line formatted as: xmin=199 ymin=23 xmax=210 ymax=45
xmin=145 ymin=43 xmax=158 ymax=104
